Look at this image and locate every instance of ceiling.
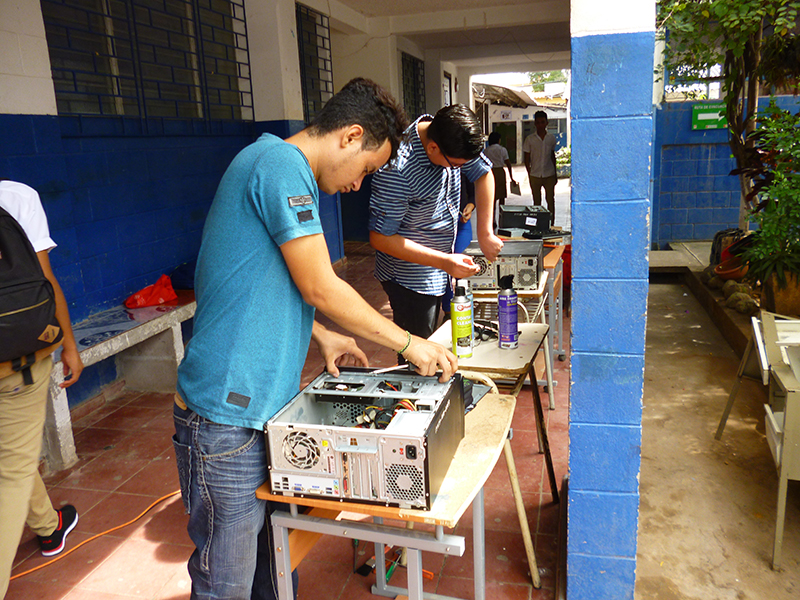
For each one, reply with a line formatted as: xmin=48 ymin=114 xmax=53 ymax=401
xmin=334 ymin=0 xmax=571 ymax=74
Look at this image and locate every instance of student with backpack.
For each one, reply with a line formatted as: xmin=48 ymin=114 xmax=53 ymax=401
xmin=0 ymin=180 xmax=83 ymax=598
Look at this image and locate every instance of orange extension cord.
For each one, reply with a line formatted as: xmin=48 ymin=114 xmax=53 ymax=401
xmin=10 ymin=490 xmax=181 ymax=581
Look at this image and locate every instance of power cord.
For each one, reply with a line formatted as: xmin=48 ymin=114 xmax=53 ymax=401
xmin=10 ymin=490 xmax=181 ymax=581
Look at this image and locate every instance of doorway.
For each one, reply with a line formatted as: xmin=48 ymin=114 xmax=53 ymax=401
xmin=492 ymin=121 xmax=518 ymax=164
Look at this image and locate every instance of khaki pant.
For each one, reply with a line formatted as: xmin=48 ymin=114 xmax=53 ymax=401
xmin=0 ymin=357 xmax=58 ymax=598
xmin=529 ymin=174 xmax=557 ymax=220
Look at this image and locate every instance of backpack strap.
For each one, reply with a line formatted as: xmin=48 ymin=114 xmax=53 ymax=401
xmin=10 ymin=354 xmax=35 ymax=385
xmin=4 ymin=345 xmax=64 ymax=385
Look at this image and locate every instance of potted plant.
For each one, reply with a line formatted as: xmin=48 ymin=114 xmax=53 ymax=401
xmin=741 ymin=101 xmax=800 ymax=316
xmin=556 ymin=146 xmax=571 ymax=179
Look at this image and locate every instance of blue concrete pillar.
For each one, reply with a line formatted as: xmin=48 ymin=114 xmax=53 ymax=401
xmin=568 ymin=2 xmax=655 ymax=599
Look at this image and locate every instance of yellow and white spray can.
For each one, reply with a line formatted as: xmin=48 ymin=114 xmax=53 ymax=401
xmin=450 ymin=284 xmax=473 ymax=358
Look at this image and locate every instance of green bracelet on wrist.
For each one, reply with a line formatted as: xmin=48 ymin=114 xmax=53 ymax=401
xmin=398 ymin=331 xmax=412 ymax=355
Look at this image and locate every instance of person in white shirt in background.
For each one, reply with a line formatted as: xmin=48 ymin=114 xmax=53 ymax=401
xmin=522 ymin=110 xmax=558 ymax=220
xmin=483 ymin=131 xmax=517 ymax=228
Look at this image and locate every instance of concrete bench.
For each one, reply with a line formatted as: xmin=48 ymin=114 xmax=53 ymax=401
xmin=42 ymin=291 xmax=196 ymax=471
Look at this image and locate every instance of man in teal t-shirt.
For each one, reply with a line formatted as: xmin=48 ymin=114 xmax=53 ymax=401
xmin=173 ymin=78 xmax=457 ymax=600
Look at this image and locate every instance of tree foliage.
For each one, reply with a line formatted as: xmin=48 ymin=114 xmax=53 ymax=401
xmin=741 ymin=102 xmax=800 ymax=286
xmin=658 ymin=0 xmax=800 ymax=224
xmin=527 ymin=70 xmax=568 ymax=92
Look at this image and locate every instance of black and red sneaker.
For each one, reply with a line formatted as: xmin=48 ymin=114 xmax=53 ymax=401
xmin=38 ymin=504 xmax=78 ymax=557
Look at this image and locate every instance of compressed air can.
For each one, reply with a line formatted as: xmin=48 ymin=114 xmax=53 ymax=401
xmin=451 ymin=285 xmax=473 ymax=358
xmin=498 ymin=286 xmax=519 ymax=349
xmin=456 ymin=279 xmax=474 ymax=342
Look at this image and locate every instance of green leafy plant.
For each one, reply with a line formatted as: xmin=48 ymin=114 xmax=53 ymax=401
xmin=555 ymin=146 xmax=571 ymax=169
xmin=527 ymin=70 xmax=568 ymax=93
xmin=741 ymin=101 xmax=800 ymax=289
xmin=657 ymin=0 xmax=800 ymax=226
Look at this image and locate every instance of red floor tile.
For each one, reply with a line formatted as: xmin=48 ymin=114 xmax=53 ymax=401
xmin=57 ymin=454 xmax=150 ymax=492
xmin=116 ymin=455 xmax=180 ymax=497
xmin=127 ymin=495 xmax=192 ymax=547
xmin=103 ymin=429 xmax=174 ymax=462
xmin=76 ymin=491 xmax=164 ymax=536
xmin=91 ymin=405 xmax=164 ymax=431
xmin=76 ymin=538 xmax=190 ymax=597
xmin=71 ymin=427 xmax=130 ymax=458
xmin=13 ymin=530 xmax=126 ymax=587
xmin=296 ymin=559 xmax=351 ymax=599
xmin=436 ymin=576 xmax=542 ymax=600
xmin=4 ymin=577 xmax=73 ymax=600
xmin=442 ymin=527 xmax=535 ymax=585
xmin=133 ymin=392 xmax=177 ymax=410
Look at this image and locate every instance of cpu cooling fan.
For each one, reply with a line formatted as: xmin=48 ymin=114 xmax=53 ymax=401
xmin=282 ymin=431 xmax=320 ymax=469
xmin=474 ymin=256 xmax=491 ymax=277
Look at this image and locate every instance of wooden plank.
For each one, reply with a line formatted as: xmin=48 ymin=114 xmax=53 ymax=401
xmin=288 ymin=508 xmax=341 ymax=570
xmin=428 ymin=322 xmax=548 ymax=375
xmin=543 ymin=245 xmax=565 ymax=270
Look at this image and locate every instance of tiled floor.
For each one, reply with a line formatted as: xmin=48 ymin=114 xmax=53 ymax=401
xmin=8 ymin=241 xmax=570 ymax=600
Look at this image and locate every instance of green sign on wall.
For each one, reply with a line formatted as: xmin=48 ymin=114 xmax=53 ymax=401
xmin=692 ymin=103 xmax=727 ymax=130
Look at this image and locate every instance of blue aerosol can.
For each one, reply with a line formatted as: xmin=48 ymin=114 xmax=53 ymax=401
xmin=498 ymin=275 xmax=519 ymax=349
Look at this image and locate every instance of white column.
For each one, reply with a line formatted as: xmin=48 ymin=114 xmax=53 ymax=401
xmin=0 ymin=0 xmax=57 ymax=115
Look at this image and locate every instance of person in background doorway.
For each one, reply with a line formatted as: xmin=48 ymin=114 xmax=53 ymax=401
xmin=0 ymin=180 xmax=83 ymax=600
xmin=523 ymin=110 xmax=558 ymax=219
xmin=369 ymin=104 xmax=504 ymax=341
xmin=484 ymin=131 xmax=516 ymax=218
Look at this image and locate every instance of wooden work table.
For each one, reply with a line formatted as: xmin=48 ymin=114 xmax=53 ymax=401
xmin=257 ymin=393 xmax=516 ymax=600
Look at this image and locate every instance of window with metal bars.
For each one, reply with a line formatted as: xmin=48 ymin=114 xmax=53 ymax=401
xmin=295 ymin=3 xmax=333 ymax=124
xmin=402 ymin=52 xmax=425 ymax=120
xmin=40 ymin=0 xmax=253 ymax=121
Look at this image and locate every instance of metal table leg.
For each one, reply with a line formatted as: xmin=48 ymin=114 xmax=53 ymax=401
xmin=530 ymin=363 xmax=560 ymax=503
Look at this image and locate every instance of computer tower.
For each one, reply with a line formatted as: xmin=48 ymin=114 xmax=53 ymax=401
xmin=265 ymin=368 xmax=465 ymax=510
xmin=464 ymin=240 xmax=544 ymax=291
xmin=499 ymin=205 xmax=551 ymax=233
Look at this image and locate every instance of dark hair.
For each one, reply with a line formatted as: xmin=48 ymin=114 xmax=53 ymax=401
xmin=426 ymin=104 xmax=484 ymax=160
xmin=307 ymin=78 xmax=409 ymax=161
xmin=534 ymin=110 xmax=548 ymax=121
xmin=488 ymin=131 xmax=501 ymax=145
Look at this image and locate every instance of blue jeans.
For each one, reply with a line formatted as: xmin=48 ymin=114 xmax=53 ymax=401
xmin=172 ymin=403 xmax=297 ymax=600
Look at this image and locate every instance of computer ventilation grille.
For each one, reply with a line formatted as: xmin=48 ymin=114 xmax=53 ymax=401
xmin=282 ymin=431 xmax=320 ymax=470
xmin=474 ymin=256 xmax=491 ymax=277
xmin=385 ymin=463 xmax=424 ymax=502
xmin=518 ymin=268 xmax=537 ymax=288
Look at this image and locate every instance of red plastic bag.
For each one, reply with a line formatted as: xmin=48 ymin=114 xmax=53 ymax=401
xmin=124 ymin=274 xmax=178 ymax=308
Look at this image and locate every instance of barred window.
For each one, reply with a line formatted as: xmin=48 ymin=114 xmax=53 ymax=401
xmin=295 ymin=3 xmax=333 ymax=124
xmin=402 ymin=52 xmax=425 ymax=120
xmin=664 ymin=64 xmax=723 ymax=102
xmin=40 ymin=0 xmax=253 ymax=121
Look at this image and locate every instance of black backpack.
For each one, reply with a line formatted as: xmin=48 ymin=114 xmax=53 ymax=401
xmin=0 ymin=206 xmax=63 ymax=384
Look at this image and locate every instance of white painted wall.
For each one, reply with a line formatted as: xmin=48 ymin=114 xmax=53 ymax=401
xmin=245 ymin=0 xmax=304 ymax=122
xmin=571 ymin=0 xmax=655 ymax=36
xmin=331 ymin=32 xmax=399 ymax=99
xmin=0 ymin=0 xmax=57 ymax=115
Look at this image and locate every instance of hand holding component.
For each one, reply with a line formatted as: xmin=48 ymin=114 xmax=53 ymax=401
xmin=402 ymin=336 xmax=457 ymax=383
xmin=313 ymin=325 xmax=369 ymax=377
xmin=445 ymin=254 xmax=480 ymax=279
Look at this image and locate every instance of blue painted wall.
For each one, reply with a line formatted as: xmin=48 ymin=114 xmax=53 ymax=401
xmin=569 ymin=29 xmax=653 ymax=600
xmin=0 ymin=113 xmax=343 ymax=405
xmin=652 ymin=96 xmax=800 ymax=247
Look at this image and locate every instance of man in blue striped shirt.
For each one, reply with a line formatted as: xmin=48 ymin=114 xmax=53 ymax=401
xmin=369 ymin=105 xmax=504 ymax=339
